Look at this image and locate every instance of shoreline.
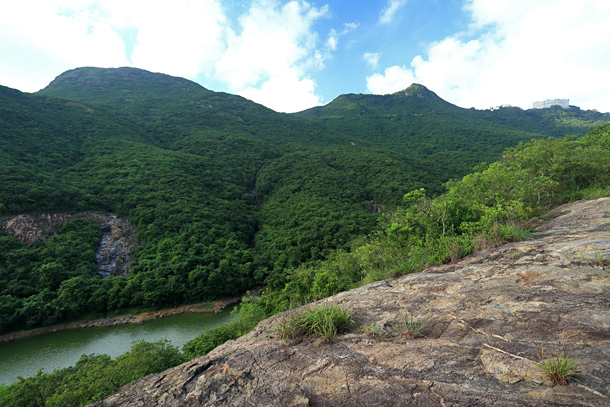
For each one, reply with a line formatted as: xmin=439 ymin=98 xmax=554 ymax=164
xmin=0 ymin=296 xmax=242 ymax=344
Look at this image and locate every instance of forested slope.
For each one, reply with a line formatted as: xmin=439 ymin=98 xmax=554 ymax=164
xmin=2 ymin=67 xmax=608 ymax=334
xmin=3 ymin=123 xmax=609 ymax=407
xmin=296 ymin=84 xmax=610 ymax=175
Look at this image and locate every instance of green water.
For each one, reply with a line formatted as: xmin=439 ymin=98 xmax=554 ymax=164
xmin=0 ymin=306 xmax=234 ymax=386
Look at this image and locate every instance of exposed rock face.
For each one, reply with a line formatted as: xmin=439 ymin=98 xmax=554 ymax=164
xmin=91 ymin=199 xmax=610 ymax=407
xmin=0 ymin=212 xmax=136 ymax=277
xmin=88 ymin=214 xmax=136 ymax=278
xmin=366 ymin=200 xmax=386 ymax=213
xmin=0 ymin=213 xmax=73 ymax=245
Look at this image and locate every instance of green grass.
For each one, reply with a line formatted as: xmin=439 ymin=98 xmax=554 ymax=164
xmin=274 ymin=313 xmax=305 ymax=341
xmin=536 ymin=344 xmax=580 ymax=385
xmin=274 ymin=304 xmax=353 ymax=344
xmin=579 ymin=185 xmax=610 ymax=200
xmin=397 ymin=315 xmax=426 ymax=339
xmin=360 ymin=321 xmax=387 ymax=340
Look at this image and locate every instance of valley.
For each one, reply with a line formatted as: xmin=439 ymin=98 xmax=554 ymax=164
xmin=2 ymin=67 xmax=607 ymax=335
xmin=1 ymin=66 xmax=609 ymax=405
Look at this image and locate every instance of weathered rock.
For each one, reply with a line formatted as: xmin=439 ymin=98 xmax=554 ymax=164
xmin=91 ymin=199 xmax=610 ymax=407
xmin=89 ymin=214 xmax=137 ymax=278
xmin=0 ymin=213 xmax=73 ymax=245
xmin=0 ymin=212 xmax=137 ymax=277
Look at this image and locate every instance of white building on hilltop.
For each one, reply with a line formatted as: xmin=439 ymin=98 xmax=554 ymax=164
xmin=532 ymin=98 xmax=569 ymax=109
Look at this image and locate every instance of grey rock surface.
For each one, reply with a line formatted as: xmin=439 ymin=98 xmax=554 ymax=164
xmin=89 ymin=214 xmax=136 ymax=278
xmin=91 ymin=198 xmax=610 ymax=407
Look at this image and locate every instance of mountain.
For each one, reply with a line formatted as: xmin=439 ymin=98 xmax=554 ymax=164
xmin=296 ymin=83 xmax=610 ymax=175
xmin=1 ymin=67 xmax=609 ymax=334
xmin=3 ymin=116 xmax=610 ymax=405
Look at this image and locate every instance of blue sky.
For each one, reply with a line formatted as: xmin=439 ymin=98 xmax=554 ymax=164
xmin=1 ymin=0 xmax=610 ymax=113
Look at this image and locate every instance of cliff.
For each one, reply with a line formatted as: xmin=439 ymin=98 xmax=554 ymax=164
xmin=91 ymin=198 xmax=610 ymax=407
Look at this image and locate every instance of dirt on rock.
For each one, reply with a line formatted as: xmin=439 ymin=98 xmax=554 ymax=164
xmin=92 ymin=198 xmax=610 ymax=407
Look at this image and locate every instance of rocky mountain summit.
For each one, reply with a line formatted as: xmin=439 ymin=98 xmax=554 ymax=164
xmin=91 ymin=199 xmax=610 ymax=407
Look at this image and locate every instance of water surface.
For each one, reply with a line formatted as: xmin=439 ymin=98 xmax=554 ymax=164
xmin=0 ymin=306 xmax=234 ymax=385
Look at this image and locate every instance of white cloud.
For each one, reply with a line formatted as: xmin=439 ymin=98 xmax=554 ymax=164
xmin=363 ymin=52 xmax=380 ymax=69
xmin=342 ymin=22 xmax=359 ymax=33
xmin=126 ymin=0 xmax=227 ymax=79
xmin=0 ymin=0 xmax=339 ymax=112
xmin=379 ymin=0 xmax=408 ymax=25
xmin=325 ymin=22 xmax=358 ymax=53
xmin=240 ymin=70 xmax=321 ymax=113
xmin=0 ymin=1 xmax=129 ymax=92
xmin=326 ymin=29 xmax=339 ymax=51
xmin=367 ymin=0 xmax=610 ymax=112
xmin=214 ymin=0 xmax=329 ymax=111
xmin=366 ymin=65 xmax=415 ymax=94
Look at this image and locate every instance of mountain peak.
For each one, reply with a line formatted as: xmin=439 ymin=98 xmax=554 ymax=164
xmin=46 ymin=66 xmax=199 ymax=87
xmin=38 ymin=66 xmax=208 ymax=103
xmin=396 ymin=83 xmax=441 ymax=100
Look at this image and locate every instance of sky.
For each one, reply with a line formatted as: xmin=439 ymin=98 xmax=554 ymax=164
xmin=1 ymin=0 xmax=610 ymax=113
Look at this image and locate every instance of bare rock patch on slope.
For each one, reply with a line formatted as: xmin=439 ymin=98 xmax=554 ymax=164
xmin=0 ymin=212 xmax=136 ymax=277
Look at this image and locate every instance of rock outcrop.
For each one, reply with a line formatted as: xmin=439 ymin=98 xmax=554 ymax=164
xmin=0 ymin=212 xmax=136 ymax=277
xmin=0 ymin=213 xmax=73 ymax=245
xmin=91 ymin=199 xmax=610 ymax=407
xmin=87 ymin=213 xmax=136 ymax=278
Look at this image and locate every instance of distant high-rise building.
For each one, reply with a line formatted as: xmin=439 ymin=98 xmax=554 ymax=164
xmin=532 ymin=98 xmax=569 ymax=109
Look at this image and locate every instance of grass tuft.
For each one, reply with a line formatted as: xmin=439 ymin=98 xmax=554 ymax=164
xmin=360 ymin=321 xmax=388 ymax=340
xmin=397 ymin=315 xmax=426 ymax=339
xmin=274 ymin=304 xmax=353 ymax=344
xmin=536 ymin=344 xmax=580 ymax=385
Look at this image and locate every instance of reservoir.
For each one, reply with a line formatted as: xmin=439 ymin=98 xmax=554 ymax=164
xmin=0 ymin=306 xmax=234 ymax=386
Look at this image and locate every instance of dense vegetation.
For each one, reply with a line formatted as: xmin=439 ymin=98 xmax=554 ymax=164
xmin=1 ymin=67 xmax=609 ymax=334
xmin=3 ymin=124 xmax=609 ymax=406
xmin=183 ymin=123 xmax=610 ymax=358
xmin=0 ymin=340 xmax=185 ymax=407
xmin=0 ymin=217 xmax=101 ymax=330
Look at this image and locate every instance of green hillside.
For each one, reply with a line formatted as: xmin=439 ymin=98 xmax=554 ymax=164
xmin=4 ymin=122 xmax=609 ymax=407
xmin=296 ymin=84 xmax=610 ymax=175
xmin=2 ymin=67 xmax=608 ymax=333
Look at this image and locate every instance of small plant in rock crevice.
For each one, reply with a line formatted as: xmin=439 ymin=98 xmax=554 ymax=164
xmin=274 ymin=304 xmax=353 ymax=344
xmin=360 ymin=321 xmax=388 ymax=340
xmin=593 ymin=252 xmax=609 ymax=267
xmin=536 ymin=344 xmax=580 ymax=386
xmin=396 ymin=315 xmax=426 ymax=339
xmin=274 ymin=313 xmax=305 ymax=341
